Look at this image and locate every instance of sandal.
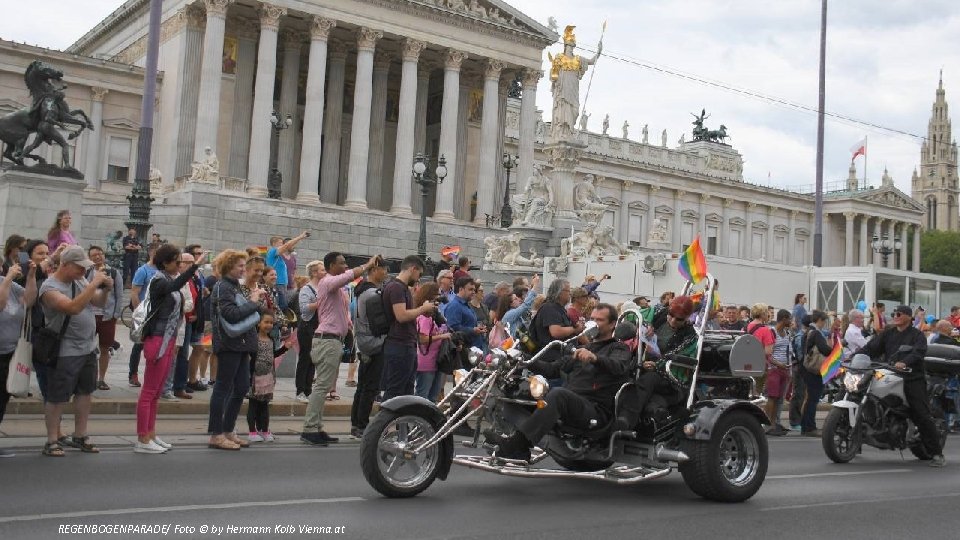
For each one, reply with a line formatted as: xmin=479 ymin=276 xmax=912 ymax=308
xmin=207 ymin=437 xmax=241 ymax=451
xmin=345 ymin=380 xmax=357 ymax=387
xmin=326 ymin=391 xmax=341 ymax=401
xmin=42 ymin=441 xmax=65 ymax=457
xmin=72 ymin=436 xmax=100 ymax=453
xmin=58 ymin=435 xmax=80 ymax=449
xmin=97 ymin=380 xmax=111 ymax=391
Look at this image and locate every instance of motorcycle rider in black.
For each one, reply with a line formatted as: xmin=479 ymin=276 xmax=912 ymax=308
xmin=488 ymin=303 xmax=634 ymax=461
xmin=854 ymin=304 xmax=946 ymax=467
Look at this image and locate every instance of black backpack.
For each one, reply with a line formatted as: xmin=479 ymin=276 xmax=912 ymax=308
xmin=364 ymin=282 xmax=393 ymax=338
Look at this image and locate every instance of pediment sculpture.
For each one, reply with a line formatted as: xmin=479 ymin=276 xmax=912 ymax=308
xmin=573 ymin=173 xmax=609 ymax=225
xmin=484 ymin=231 xmax=543 ymax=268
xmin=189 ymin=146 xmax=220 ymax=184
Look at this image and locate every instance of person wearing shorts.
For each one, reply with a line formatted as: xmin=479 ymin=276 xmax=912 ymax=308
xmin=39 ymin=246 xmax=112 ymax=457
xmin=764 ymin=309 xmax=794 ymax=435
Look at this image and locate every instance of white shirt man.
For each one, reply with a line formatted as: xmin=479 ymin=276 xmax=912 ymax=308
xmin=844 ymin=309 xmax=869 ymax=357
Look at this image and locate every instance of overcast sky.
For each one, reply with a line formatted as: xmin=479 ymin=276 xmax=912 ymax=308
xmin=2 ymin=0 xmax=957 ymax=194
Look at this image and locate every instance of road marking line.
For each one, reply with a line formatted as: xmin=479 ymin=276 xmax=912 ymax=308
xmin=0 ymin=497 xmax=365 ymax=524
xmin=762 ymin=492 xmax=960 ymax=511
xmin=767 ymin=468 xmax=911 ymax=479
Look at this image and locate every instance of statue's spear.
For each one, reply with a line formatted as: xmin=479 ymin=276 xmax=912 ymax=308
xmin=580 ymin=20 xmax=607 ymax=122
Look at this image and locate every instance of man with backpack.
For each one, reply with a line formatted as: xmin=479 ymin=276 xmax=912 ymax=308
xmin=350 ymin=260 xmax=389 ymax=438
xmin=295 ymin=260 xmax=324 ymax=402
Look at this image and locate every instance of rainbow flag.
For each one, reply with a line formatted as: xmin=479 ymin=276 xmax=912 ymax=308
xmin=820 ymin=339 xmax=843 ymax=383
xmin=678 ymin=235 xmax=708 ymax=283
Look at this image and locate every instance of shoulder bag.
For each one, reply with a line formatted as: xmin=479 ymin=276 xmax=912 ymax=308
xmin=7 ymin=316 xmax=33 ymax=397
xmin=215 ymin=282 xmax=260 ymax=338
xmin=130 ymin=279 xmax=157 ymax=343
xmin=802 ymin=330 xmax=825 ymax=374
xmin=33 ymin=282 xmax=75 ymax=368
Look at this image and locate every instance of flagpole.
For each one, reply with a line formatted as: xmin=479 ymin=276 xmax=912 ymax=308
xmin=813 ymin=0 xmax=827 ymax=267
xmin=580 ymin=20 xmax=607 ymax=120
xmin=863 ymin=135 xmax=867 ymax=188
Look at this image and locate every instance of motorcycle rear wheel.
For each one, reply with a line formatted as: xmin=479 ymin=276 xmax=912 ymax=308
xmin=679 ymin=410 xmax=768 ymax=503
xmin=822 ymin=408 xmax=861 ymax=463
xmin=360 ymin=411 xmax=444 ymax=498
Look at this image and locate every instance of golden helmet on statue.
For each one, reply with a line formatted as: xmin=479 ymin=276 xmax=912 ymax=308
xmin=563 ymin=25 xmax=576 ymax=46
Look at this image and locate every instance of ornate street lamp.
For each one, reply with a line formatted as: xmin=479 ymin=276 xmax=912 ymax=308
xmin=413 ymin=153 xmax=448 ymax=262
xmin=500 ymin=153 xmax=518 ymax=228
xmin=268 ymin=111 xmax=293 ymax=199
xmin=871 ymin=233 xmax=902 ymax=266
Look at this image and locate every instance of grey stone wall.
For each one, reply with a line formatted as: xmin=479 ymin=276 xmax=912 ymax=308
xmin=0 ymin=171 xmax=86 ymax=245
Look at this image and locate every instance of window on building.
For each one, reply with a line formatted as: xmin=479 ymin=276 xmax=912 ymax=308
xmin=106 ymin=136 xmax=132 ymax=183
xmin=751 ymin=232 xmax=764 ymax=259
xmin=796 ymin=238 xmax=807 ymax=265
xmin=706 ymin=226 xmax=718 ymax=255
xmin=774 ymin=235 xmax=785 ymax=262
xmin=927 ymin=198 xmax=938 ymax=229
xmin=682 ymin=221 xmax=694 ymax=249
xmin=628 ymin=213 xmax=643 ymax=247
xmin=729 ymin=229 xmax=741 ymax=258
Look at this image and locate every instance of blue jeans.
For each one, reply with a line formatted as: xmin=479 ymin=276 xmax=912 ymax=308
xmin=207 ymin=350 xmax=250 ymax=434
xmin=162 ymin=325 xmax=191 ymax=394
xmin=800 ymin=369 xmax=823 ymax=432
xmin=415 ymin=370 xmax=444 ymax=402
xmin=381 ymin=340 xmax=417 ymax=401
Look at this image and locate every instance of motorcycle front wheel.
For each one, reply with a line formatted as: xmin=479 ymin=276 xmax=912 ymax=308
xmin=822 ymin=408 xmax=861 ymax=463
xmin=360 ymin=411 xmax=445 ymax=498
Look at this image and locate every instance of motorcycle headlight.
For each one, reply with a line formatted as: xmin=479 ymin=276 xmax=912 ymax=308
xmin=528 ymin=375 xmax=550 ymax=399
xmin=843 ymin=372 xmax=864 ymax=393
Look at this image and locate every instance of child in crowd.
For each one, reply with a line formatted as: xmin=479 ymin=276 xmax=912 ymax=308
xmin=247 ymin=312 xmax=289 ymax=443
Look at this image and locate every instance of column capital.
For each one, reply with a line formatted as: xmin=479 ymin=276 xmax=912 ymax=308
xmin=676 ymin=190 xmax=686 ymax=199
xmin=258 ymin=4 xmax=286 ymax=31
xmin=329 ymin=38 xmax=350 ymax=59
xmin=791 ymin=209 xmax=800 ymax=218
xmin=699 ymin=193 xmax=711 ymax=202
xmin=521 ymin=68 xmax=542 ymax=89
xmin=281 ymin=29 xmax=305 ymax=49
xmin=650 ymin=185 xmax=660 ymax=193
xmin=401 ymin=38 xmax=426 ymax=62
xmin=203 ymin=0 xmax=232 ymax=18
xmin=444 ymin=49 xmax=468 ymax=71
xmin=356 ymin=27 xmax=383 ymax=51
xmin=230 ymin=16 xmax=260 ymax=40
xmin=309 ymin=16 xmax=336 ymax=41
xmin=724 ymin=197 xmax=736 ymax=207
xmin=182 ymin=4 xmax=207 ymax=31
xmin=484 ymin=59 xmax=505 ymax=80
xmin=747 ymin=201 xmax=758 ymax=210
xmin=90 ymin=86 xmax=109 ymax=102
xmin=373 ymin=50 xmax=393 ymax=72
xmin=843 ymin=211 xmax=857 ymax=219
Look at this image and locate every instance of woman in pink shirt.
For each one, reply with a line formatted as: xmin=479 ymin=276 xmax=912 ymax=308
xmin=414 ymin=283 xmax=452 ymax=402
xmin=47 ymin=210 xmax=77 ymax=251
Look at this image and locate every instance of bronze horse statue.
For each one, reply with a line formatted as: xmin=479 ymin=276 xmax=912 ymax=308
xmin=0 ymin=60 xmax=93 ymax=170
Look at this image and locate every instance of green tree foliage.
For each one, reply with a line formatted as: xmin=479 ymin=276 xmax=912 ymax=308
xmin=919 ymin=230 xmax=960 ymax=277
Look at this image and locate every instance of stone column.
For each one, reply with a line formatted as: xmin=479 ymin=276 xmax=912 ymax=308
xmin=788 ymin=210 xmax=797 ymax=264
xmin=434 ymin=49 xmax=468 ymax=221
xmin=698 ymin=194 xmax=708 ymax=240
xmin=83 ymin=87 xmax=107 ymax=189
xmin=319 ymin=40 xmax=348 ymax=204
xmin=172 ymin=6 xmax=205 ymax=179
xmin=745 ymin=203 xmax=755 ymax=259
xmin=296 ymin=17 xmax=335 ymax=203
xmin=246 ymin=4 xmax=286 ymax=196
xmin=410 ymin=62 xmax=432 ymax=215
xmin=913 ymin=225 xmax=921 ymax=272
xmin=617 ymin=182 xmax=629 ymax=242
xmin=646 ymin=185 xmax=658 ymax=248
xmin=366 ymin=50 xmax=391 ymax=210
xmin=721 ymin=198 xmax=731 ymax=257
xmin=227 ymin=18 xmax=258 ymax=179
xmin=673 ymin=190 xmax=684 ymax=251
xmin=859 ymin=214 xmax=869 ymax=266
xmin=823 ymin=214 xmax=833 ymax=266
xmin=844 ymin=212 xmax=855 ymax=266
xmin=453 ymin=74 xmax=472 ymax=219
xmin=473 ymin=59 xmax=505 ymax=223
xmin=277 ymin=30 xmax=302 ymax=198
xmin=899 ymin=222 xmax=909 ymax=270
xmin=343 ymin=27 xmax=383 ymax=209
xmin=765 ymin=206 xmax=774 ymax=261
xmin=193 ymin=0 xmax=231 ymax=161
xmin=516 ymin=69 xmax=541 ymax=193
xmin=390 ymin=39 xmax=425 ymax=214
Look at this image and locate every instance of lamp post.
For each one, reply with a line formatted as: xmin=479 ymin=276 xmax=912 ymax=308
xmin=267 ymin=110 xmax=293 ymax=199
xmin=871 ymin=233 xmax=902 ymax=267
xmin=413 ymin=153 xmax=448 ymax=262
xmin=500 ymin=153 xmax=518 ymax=228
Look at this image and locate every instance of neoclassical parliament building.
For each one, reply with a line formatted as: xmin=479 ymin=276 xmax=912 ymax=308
xmin=0 ymin=0 xmax=956 ymax=272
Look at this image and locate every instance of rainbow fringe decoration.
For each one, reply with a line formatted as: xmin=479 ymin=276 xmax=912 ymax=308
xmin=678 ymin=235 xmax=708 ymax=283
xmin=820 ymin=339 xmax=843 ymax=383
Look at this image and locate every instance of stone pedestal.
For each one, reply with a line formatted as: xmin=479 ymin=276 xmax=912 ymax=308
xmin=0 ymin=169 xmax=86 ymax=242
xmin=678 ymin=140 xmax=744 ymax=181
xmin=508 ymin=225 xmax=553 ymax=263
xmin=543 ymin=139 xmax=587 ymax=221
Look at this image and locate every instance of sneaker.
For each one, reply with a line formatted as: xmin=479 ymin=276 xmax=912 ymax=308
xmin=350 ymin=427 xmax=364 ymax=439
xmin=129 ymin=375 xmax=142 ymax=388
xmin=296 ymin=393 xmax=309 ymax=403
xmin=929 ymin=454 xmax=946 ymax=468
xmin=248 ymin=432 xmax=264 ymax=443
xmin=790 ymin=424 xmax=802 ymax=432
xmin=801 ymin=429 xmax=822 ymax=437
xmin=0 ymin=448 xmax=15 ymax=458
xmin=134 ymin=440 xmax=167 ymax=454
xmin=316 ymin=431 xmax=339 ymax=444
xmin=300 ymin=432 xmax=328 ymax=446
xmin=160 ymin=391 xmax=179 ymax=402
xmin=766 ymin=426 xmax=787 ymax=437
xmin=152 ymin=437 xmax=172 ymax=450
xmin=187 ymin=381 xmax=208 ymax=392
xmin=262 ymin=432 xmax=275 ymax=442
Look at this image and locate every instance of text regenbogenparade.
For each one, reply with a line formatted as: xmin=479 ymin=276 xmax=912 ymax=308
xmin=57 ymin=524 xmax=347 ymax=535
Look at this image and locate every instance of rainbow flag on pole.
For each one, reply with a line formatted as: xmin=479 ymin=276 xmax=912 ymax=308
xmin=678 ymin=235 xmax=708 ymax=283
xmin=820 ymin=339 xmax=843 ymax=383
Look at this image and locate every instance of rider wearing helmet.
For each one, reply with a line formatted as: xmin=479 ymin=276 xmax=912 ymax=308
xmin=486 ymin=303 xmax=634 ymax=462
xmin=854 ymin=304 xmax=945 ymax=467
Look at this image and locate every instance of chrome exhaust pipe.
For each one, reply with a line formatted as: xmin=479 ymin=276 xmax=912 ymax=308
xmin=655 ymin=444 xmax=689 ymax=463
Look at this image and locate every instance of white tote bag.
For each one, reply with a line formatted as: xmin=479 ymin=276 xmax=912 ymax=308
xmin=6 ymin=317 xmax=33 ymax=398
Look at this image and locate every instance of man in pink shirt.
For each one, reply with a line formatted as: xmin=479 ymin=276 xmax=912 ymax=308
xmin=301 ymin=251 xmax=380 ymax=446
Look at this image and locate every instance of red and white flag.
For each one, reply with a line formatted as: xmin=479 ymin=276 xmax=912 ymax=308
xmin=850 ymin=138 xmax=866 ymax=160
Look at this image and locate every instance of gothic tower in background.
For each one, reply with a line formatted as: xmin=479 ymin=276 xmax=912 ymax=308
xmin=912 ymin=71 xmax=959 ymax=231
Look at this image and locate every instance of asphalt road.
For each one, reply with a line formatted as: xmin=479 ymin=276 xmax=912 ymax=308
xmin=1 ymin=434 xmax=958 ymax=540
